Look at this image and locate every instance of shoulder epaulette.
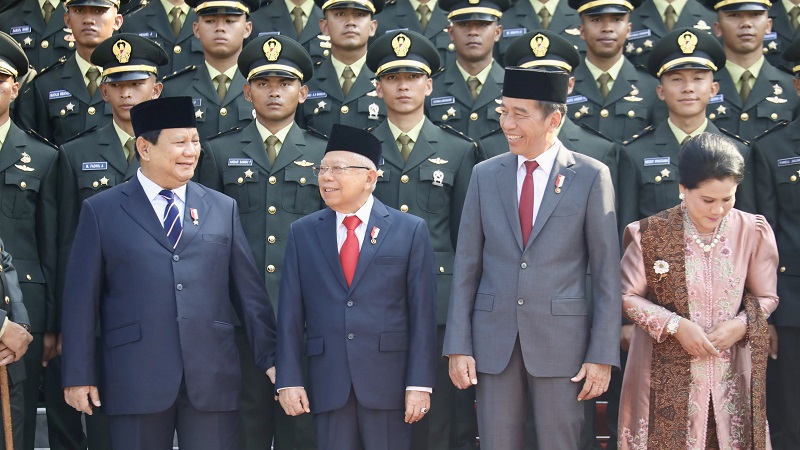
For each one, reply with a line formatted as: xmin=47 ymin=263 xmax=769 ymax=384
xmin=37 ymin=57 xmax=67 ymax=78
xmin=25 ymin=129 xmax=58 ymax=149
xmin=578 ymin=123 xmax=612 ymax=142
xmin=440 ymin=124 xmax=474 ymax=142
xmin=622 ymin=125 xmax=655 ymax=145
xmin=717 ymin=127 xmax=751 ymax=146
xmin=123 ymin=0 xmax=148 ymax=16
xmin=207 ymin=126 xmax=242 ymax=140
xmin=385 ymin=0 xmax=399 ymax=6
xmin=750 ymin=120 xmax=790 ymax=143
xmin=479 ymin=127 xmax=503 ymax=140
xmin=305 ymin=126 xmax=329 ymax=140
xmin=62 ymin=126 xmax=98 ymax=144
xmin=431 ymin=65 xmax=448 ymax=78
xmin=161 ymin=65 xmax=196 ymax=82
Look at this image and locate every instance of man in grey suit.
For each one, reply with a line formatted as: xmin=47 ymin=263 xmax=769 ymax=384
xmin=443 ymin=67 xmax=621 ymax=449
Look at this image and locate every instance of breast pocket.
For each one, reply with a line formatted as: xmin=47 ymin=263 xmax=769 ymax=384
xmin=222 ymin=168 xmax=262 ymax=213
xmin=281 ymin=166 xmax=321 ymax=215
xmin=640 ymin=164 xmax=679 ymax=213
xmin=238 ymin=103 xmax=256 ymax=122
xmin=776 ymin=165 xmax=800 ymax=212
xmin=757 ymin=102 xmax=793 ymax=124
xmin=416 ymin=166 xmax=454 ymax=213
xmin=615 ymin=103 xmax=649 ymax=138
xmin=1 ymin=171 xmax=41 ymax=219
xmin=77 ymin=172 xmax=117 ymax=201
xmin=357 ymin=97 xmax=385 ymax=122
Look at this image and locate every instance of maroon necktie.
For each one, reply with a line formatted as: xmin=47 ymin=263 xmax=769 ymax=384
xmin=519 ymin=160 xmax=539 ymax=247
xmin=340 ymin=216 xmax=362 ymax=286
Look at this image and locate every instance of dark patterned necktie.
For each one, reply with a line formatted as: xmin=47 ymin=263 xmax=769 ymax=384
xmin=160 ymin=190 xmax=183 ymax=249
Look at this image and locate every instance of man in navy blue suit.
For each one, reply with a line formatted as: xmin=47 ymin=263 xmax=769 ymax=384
xmin=60 ymin=96 xmax=277 ymax=450
xmin=276 ymin=124 xmax=438 ymax=450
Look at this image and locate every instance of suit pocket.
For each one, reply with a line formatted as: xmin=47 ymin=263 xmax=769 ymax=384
xmin=305 ymin=336 xmax=324 ymax=357
xmin=379 ymin=332 xmax=408 ymax=352
xmin=375 ymin=256 xmax=408 ymax=265
xmin=105 ymin=322 xmax=141 ymax=349
xmin=202 ymin=234 xmax=230 ymax=245
xmin=473 ymin=293 xmax=494 ymax=311
xmin=2 ymin=171 xmax=41 ymax=219
xmin=551 ymin=297 xmax=587 ymax=316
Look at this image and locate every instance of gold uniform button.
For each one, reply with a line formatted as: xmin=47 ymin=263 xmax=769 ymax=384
xmin=92 ymin=181 xmax=99 ymax=188
xmin=600 ymin=109 xmax=609 ymax=118
xmin=4 ymin=296 xmax=8 ymax=305
xmin=791 ymin=175 xmax=797 ymax=182
xmin=267 ymin=265 xmax=275 ymax=273
xmin=88 ymin=106 xmax=96 ymax=115
xmin=299 ymin=177 xmax=306 ymax=184
xmin=220 ymin=107 xmax=228 ymax=116
xmin=323 ymin=49 xmax=330 ymax=57
xmin=400 ymin=205 xmax=409 ymax=212
xmin=268 ymin=236 xmax=276 ymax=244
xmin=26 ymin=274 xmax=31 ymax=281
xmin=448 ymin=43 xmax=455 ymax=51
xmin=439 ymin=267 xmax=445 ymax=273
xmin=69 ymin=41 xmax=74 ymax=48
xmin=60 ymin=109 xmax=66 ymax=116
xmin=237 ymin=177 xmax=244 ymax=184
xmin=314 ymin=108 xmax=320 ymax=115
xmin=654 ymin=175 xmax=662 ymax=183
xmin=574 ymin=112 xmax=581 ymax=119
xmin=441 ymin=114 xmax=448 ymax=121
xmin=771 ymin=112 xmax=778 ymax=120
xmin=627 ymin=110 xmax=635 ymax=118
xmin=268 ymin=176 xmax=277 ymax=184
xmin=341 ymin=105 xmax=349 ymax=114
xmin=763 ymin=47 xmax=769 ymax=53
xmin=41 ymin=40 xmax=49 ymax=49
xmin=709 ymin=113 xmax=716 ymax=120
xmin=268 ymin=206 xmax=277 ymax=214
xmin=780 ymin=266 xmax=786 ymax=273
xmin=401 ymin=175 xmax=409 ymax=183
xmin=174 ymin=45 xmax=182 ymax=54
xmin=636 ymin=47 xmax=643 ymax=54
xmin=740 ymin=112 xmax=749 ymax=121
xmin=20 ymin=181 xmax=26 ymax=189
xmin=470 ymin=112 xmax=478 ymax=121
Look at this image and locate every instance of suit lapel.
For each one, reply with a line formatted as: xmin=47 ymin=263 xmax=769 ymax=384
xmin=271 ymin=124 xmax=305 ymax=173
xmin=315 ymin=208 xmax=348 ymax=290
xmin=194 ymin=64 xmax=222 ymax=106
xmin=373 ymin=121 xmax=405 ymax=169
xmin=394 ymin=1 xmax=424 ymax=33
xmin=62 ymin=57 xmax=90 ymax=105
xmin=528 ymin=145 xmax=576 ymax=247
xmin=654 ymin=122 xmax=677 ymax=155
xmin=638 ymin=1 xmax=667 ymax=36
xmin=472 ymin=63 xmax=503 ymax=110
xmin=605 ymin=60 xmax=637 ymax=106
xmin=445 ymin=67 xmax=473 ymax=105
xmin=174 ymin=182 xmax=209 ymax=254
xmin=299 ymin=7 xmax=324 ymax=43
xmin=425 ymin=6 xmax=448 ymax=39
xmin=404 ymin=120 xmax=438 ymax=170
xmin=744 ymin=64 xmax=778 ymax=110
xmin=573 ymin=63 xmax=604 ymax=106
xmin=0 ymin=125 xmax=26 ymax=173
xmin=346 ymin=67 xmax=376 ymax=101
xmin=144 ymin=2 xmax=176 ymax=44
xmin=770 ymin=2 xmax=796 ymax=40
xmin=316 ymin=60 xmax=345 ymax=102
xmin=549 ymin=2 xmax=579 ymax=33
xmin=120 ymin=177 xmax=174 ymax=252
xmin=42 ymin=2 xmax=67 ymax=37
xmin=348 ymin=199 xmax=391 ymax=291
xmin=496 ymin=153 xmax=524 ymax=251
xmin=177 ymin=10 xmax=200 ymax=43
xmin=240 ymin=122 xmax=271 ymax=172
xmin=20 ymin=0 xmax=44 ymax=36
xmin=223 ymin=71 xmax=246 ymax=105
xmin=716 ymin=68 xmax=743 ymax=109
xmin=97 ymin=124 xmax=130 ymax=175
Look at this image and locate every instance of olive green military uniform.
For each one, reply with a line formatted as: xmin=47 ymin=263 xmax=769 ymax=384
xmin=765 ymin=1 xmax=800 ymax=75
xmin=249 ymin=1 xmax=329 ymax=65
xmin=0 ymin=0 xmax=76 ymax=71
xmin=497 ymin=0 xmax=584 ymax=63
xmin=375 ymin=0 xmax=456 ymax=68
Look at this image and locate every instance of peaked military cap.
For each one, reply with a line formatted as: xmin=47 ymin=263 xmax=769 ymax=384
xmin=504 ymin=30 xmax=580 ymax=73
xmin=647 ymin=28 xmax=726 ymax=78
xmin=568 ymin=0 xmax=641 ymax=15
xmin=131 ymin=97 xmax=197 ymax=136
xmin=238 ymin=35 xmax=314 ymax=82
xmin=705 ymin=0 xmax=770 ymax=11
xmin=185 ymin=0 xmax=259 ymax=15
xmin=503 ymin=67 xmax=569 ymax=103
xmin=366 ymin=30 xmax=440 ymax=77
xmin=314 ymin=0 xmax=384 ymax=14
xmin=0 ymin=32 xmax=29 ymax=79
xmin=782 ymin=36 xmax=800 ymax=75
xmin=92 ymin=34 xmax=169 ymax=82
xmin=326 ymin=124 xmax=382 ymax=167
xmin=439 ymin=0 xmax=510 ymax=22
xmin=65 ymin=0 xmax=130 ymax=8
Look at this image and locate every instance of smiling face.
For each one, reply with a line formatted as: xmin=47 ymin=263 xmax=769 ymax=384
xmin=657 ymin=69 xmax=719 ymax=120
xmin=138 ymin=127 xmax=201 ymax=190
xmin=244 ymin=76 xmax=308 ymax=128
xmin=498 ymin=96 xmax=561 ymax=160
xmin=193 ymin=14 xmax=252 ymax=59
xmin=448 ymin=20 xmax=501 ymax=64
xmin=100 ymin=76 xmax=163 ymax=123
xmin=64 ymin=5 xmax=122 ymax=50
xmin=375 ymin=72 xmax=431 ymax=116
xmin=714 ymin=10 xmax=772 ymax=55
xmin=318 ymin=150 xmax=377 ymax=214
xmin=320 ymin=8 xmax=376 ymax=52
xmin=580 ymin=13 xmax=630 ymax=59
xmin=681 ymin=177 xmax=738 ymax=234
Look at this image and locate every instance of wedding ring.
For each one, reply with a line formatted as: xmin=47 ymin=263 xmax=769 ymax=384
xmin=421 ymin=407 xmax=428 ymax=414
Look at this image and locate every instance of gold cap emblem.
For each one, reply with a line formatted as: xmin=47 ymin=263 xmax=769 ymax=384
xmin=112 ymin=39 xmax=132 ymax=64
xmin=530 ymin=33 xmax=550 ymax=57
xmin=678 ymin=31 xmax=698 ymax=54
xmin=263 ymin=38 xmax=282 ymax=62
xmin=392 ymin=33 xmax=411 ymax=57
xmin=468 ymin=0 xmax=479 ymax=3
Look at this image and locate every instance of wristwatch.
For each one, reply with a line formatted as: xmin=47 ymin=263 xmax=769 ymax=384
xmin=666 ymin=315 xmax=681 ymax=335
xmin=20 ymin=324 xmax=31 ymax=333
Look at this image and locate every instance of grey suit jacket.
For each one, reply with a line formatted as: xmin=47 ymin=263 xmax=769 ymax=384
xmin=443 ymin=142 xmax=621 ymax=376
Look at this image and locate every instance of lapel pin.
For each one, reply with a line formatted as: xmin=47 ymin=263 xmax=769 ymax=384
xmin=371 ymin=226 xmax=380 ymax=244
xmin=190 ymin=208 xmax=199 ymax=226
xmin=555 ymin=174 xmax=565 ymax=194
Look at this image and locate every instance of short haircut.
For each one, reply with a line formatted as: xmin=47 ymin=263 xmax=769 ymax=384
xmin=678 ymin=133 xmax=745 ymax=188
xmin=134 ymin=129 xmax=163 ymax=160
xmin=349 ymin=152 xmax=378 ymax=192
xmin=536 ymin=100 xmax=567 ymax=126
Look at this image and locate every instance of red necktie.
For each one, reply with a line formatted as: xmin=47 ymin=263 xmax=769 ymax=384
xmin=340 ymin=216 xmax=362 ymax=286
xmin=519 ymin=160 xmax=539 ymax=247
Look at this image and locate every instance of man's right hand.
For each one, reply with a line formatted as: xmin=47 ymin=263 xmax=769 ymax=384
xmin=0 ymin=322 xmax=32 ymax=365
xmin=278 ymin=387 xmax=310 ymax=416
xmin=64 ymin=386 xmax=101 ymax=415
xmin=448 ymin=354 xmax=477 ymax=389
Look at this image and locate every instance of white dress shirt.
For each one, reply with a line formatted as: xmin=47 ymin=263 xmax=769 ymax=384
xmin=137 ymin=169 xmax=187 ymax=225
xmin=517 ymin=139 xmax=560 ymax=226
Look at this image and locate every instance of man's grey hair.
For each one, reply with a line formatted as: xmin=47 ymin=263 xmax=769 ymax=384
xmin=348 ymin=152 xmax=378 ymax=192
xmin=536 ymin=100 xmax=567 ymax=127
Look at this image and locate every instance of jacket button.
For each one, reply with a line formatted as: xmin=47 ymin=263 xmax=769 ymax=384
xmin=780 ymin=266 xmax=786 ymax=273
xmin=174 ymin=45 xmax=182 ymax=54
xmin=20 ymin=181 xmax=26 ymax=189
xmin=771 ymin=113 xmax=778 ymax=120
xmin=176 ymin=284 xmax=183 ymax=291
xmin=4 ymin=296 xmax=8 ymax=304
xmin=341 ymin=106 xmax=349 ymax=114
xmin=470 ymin=112 xmax=478 ymax=121
xmin=347 ymin=332 xmax=355 ymax=340
xmin=88 ymin=107 xmax=96 ymax=115
xmin=655 ymin=175 xmax=662 ymax=183
xmin=269 ymin=176 xmax=277 ymax=185
xmin=300 ymin=177 xmax=306 ymax=184
xmin=173 ymin=255 xmax=180 ymax=261
xmin=627 ymin=110 xmax=635 ymax=118
xmin=26 ymin=274 xmax=31 ymax=281
xmin=401 ymin=175 xmax=409 ymax=183
xmin=740 ymin=112 xmax=749 ymax=121
xmin=323 ymin=49 xmax=330 ymax=57
xmin=517 ymin=299 xmax=524 ymax=305
xmin=268 ymin=206 xmax=277 ymax=214
xmin=92 ymin=181 xmax=99 ymax=188
xmin=439 ymin=267 xmax=445 ymax=273
xmin=346 ymin=300 xmax=354 ymax=307
xmin=520 ymin=262 xmax=527 ymax=269
xmin=600 ymin=109 xmax=609 ymax=118
xmin=267 ymin=265 xmax=275 ymax=273
xmin=268 ymin=235 xmax=276 ymax=244
xmin=41 ymin=40 xmax=49 ymax=49
xmin=220 ymin=108 xmax=228 ymax=117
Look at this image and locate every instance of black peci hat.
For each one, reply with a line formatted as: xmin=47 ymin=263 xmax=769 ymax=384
xmin=366 ymin=30 xmax=440 ymax=77
xmin=238 ymin=35 xmax=314 ymax=82
xmin=504 ymin=30 xmax=580 ymax=74
xmin=568 ymin=0 xmax=641 ymax=15
xmin=325 ymin=124 xmax=382 ymax=168
xmin=438 ymin=0 xmax=510 ymax=22
xmin=131 ymin=97 xmax=197 ymax=137
xmin=314 ymin=0 xmax=384 ymax=14
xmin=647 ymin=28 xmax=726 ymax=78
xmin=92 ymin=34 xmax=169 ymax=83
xmin=0 ymin=32 xmax=29 ymax=79
xmin=502 ymin=67 xmax=569 ymax=103
xmin=185 ymin=0 xmax=260 ymax=16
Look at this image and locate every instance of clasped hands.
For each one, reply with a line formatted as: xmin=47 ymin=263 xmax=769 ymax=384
xmin=0 ymin=321 xmax=33 ymax=367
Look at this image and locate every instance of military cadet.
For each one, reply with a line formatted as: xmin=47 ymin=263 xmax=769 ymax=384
xmin=198 ymin=35 xmax=324 ymax=450
xmin=53 ymin=34 xmax=167 ymax=450
xmin=20 ymin=0 xmax=124 ymax=145
xmin=0 ymin=31 xmax=59 ymax=450
xmin=249 ymin=0 xmax=328 ymax=65
xmin=497 ymin=0 xmax=584 ymax=64
xmin=426 ymin=0 xmax=508 ymax=140
xmin=706 ymin=0 xmax=799 ymax=141
xmin=624 ymin=0 xmax=716 ymax=69
xmin=120 ymin=0 xmax=205 ymax=77
xmin=0 ymin=0 xmax=76 ymax=71
xmin=751 ymin=36 xmax=800 ymax=450
xmin=366 ymin=30 xmax=478 ymax=450
xmin=567 ymin=0 xmax=666 ymax=144
xmin=297 ymin=0 xmax=386 ymax=136
xmin=160 ymin=0 xmax=258 ymax=141
xmin=375 ymin=0 xmax=455 ymax=68
xmin=763 ymin=0 xmax=800 ymax=73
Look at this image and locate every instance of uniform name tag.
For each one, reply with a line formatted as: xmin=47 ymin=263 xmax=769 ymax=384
xmin=644 ymin=157 xmax=670 ymax=166
xmin=708 ymin=94 xmax=723 ymax=104
xmin=764 ymin=32 xmax=777 ymax=41
xmin=628 ymin=29 xmax=651 ymax=40
xmin=9 ymin=26 xmax=31 ymax=35
xmin=49 ymin=90 xmax=72 ymax=100
xmin=431 ymin=96 xmax=455 ymax=106
xmin=385 ymin=28 xmax=409 ymax=33
xmin=192 ymin=98 xmax=202 ymax=107
xmin=379 ymin=157 xmax=385 ymax=166
xmin=307 ymin=90 xmax=328 ymax=99
xmin=138 ymin=31 xmax=157 ymax=38
xmin=258 ymin=31 xmax=281 ymax=36
xmin=777 ymin=157 xmax=800 ymax=167
xmin=566 ymin=95 xmax=588 ymax=105
xmin=82 ymin=162 xmax=108 ymax=171
xmin=228 ymin=158 xmax=253 ymax=166
xmin=503 ymin=28 xmax=527 ymax=38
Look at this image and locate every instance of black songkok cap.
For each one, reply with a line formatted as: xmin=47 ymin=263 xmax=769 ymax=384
xmin=504 ymin=30 xmax=580 ymax=74
xmin=502 ymin=67 xmax=568 ymax=103
xmin=185 ymin=0 xmax=260 ymax=15
xmin=131 ymin=97 xmax=197 ymax=137
xmin=92 ymin=34 xmax=170 ymax=82
xmin=0 ymin=31 xmax=29 ymax=78
xmin=647 ymin=28 xmax=725 ymax=78
xmin=367 ymin=30 xmax=440 ymax=77
xmin=238 ymin=35 xmax=314 ymax=82
xmin=325 ymin=124 xmax=382 ymax=168
xmin=438 ymin=0 xmax=510 ymax=22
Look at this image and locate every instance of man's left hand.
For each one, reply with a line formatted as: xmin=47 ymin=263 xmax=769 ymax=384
xmin=571 ymin=363 xmax=611 ymax=401
xmin=404 ymin=390 xmax=430 ymax=424
xmin=42 ymin=332 xmax=60 ymax=367
xmin=266 ymin=366 xmax=276 ymax=384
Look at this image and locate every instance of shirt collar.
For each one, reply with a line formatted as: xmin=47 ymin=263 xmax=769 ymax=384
xmin=331 ymin=54 xmax=367 ymax=80
xmin=667 ymin=117 xmax=707 ymax=143
xmin=39 ymin=0 xmax=59 ymax=10
xmin=584 ymin=55 xmax=625 ymax=83
xmin=137 ymin=168 xmax=188 ymax=205
xmin=726 ymin=56 xmax=765 ymax=81
xmin=782 ymin=0 xmax=800 ymax=15
xmin=255 ymin=120 xmax=294 ymax=145
xmin=387 ymin=117 xmax=426 ymax=143
xmin=205 ymin=61 xmax=239 ymax=83
xmin=0 ymin=119 xmax=11 ymax=148
xmin=530 ymin=0 xmax=559 ymax=16
xmin=335 ymin=194 xmax=374 ymax=229
xmin=517 ymin=138 xmax=560 ymax=176
xmin=75 ymin=52 xmax=102 ymax=80
xmin=284 ymin=0 xmax=315 ymax=17
xmin=112 ymin=119 xmax=135 ymax=150
xmin=408 ymin=0 xmax=439 ymax=12
xmin=161 ymin=0 xmax=190 ymax=15
xmin=455 ymin=60 xmax=494 ymax=85
xmin=653 ymin=0 xmax=688 ymax=19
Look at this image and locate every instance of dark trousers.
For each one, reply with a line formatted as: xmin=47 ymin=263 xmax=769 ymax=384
xmin=603 ymin=350 xmax=628 ymax=450
xmin=20 ymin=333 xmax=41 ymax=450
xmin=107 ymin=380 xmax=239 ymax=450
xmin=314 ymin=388 xmax=411 ymax=450
xmin=0 ymin=367 xmax=25 ymax=450
xmin=770 ymin=327 xmax=800 ymax=450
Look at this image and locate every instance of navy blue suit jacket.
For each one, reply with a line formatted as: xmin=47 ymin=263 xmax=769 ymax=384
xmin=61 ymin=176 xmax=276 ymax=415
xmin=276 ymin=198 xmax=437 ymax=414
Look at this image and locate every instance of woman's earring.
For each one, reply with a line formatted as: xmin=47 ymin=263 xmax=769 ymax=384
xmin=679 ymin=192 xmax=685 ymax=200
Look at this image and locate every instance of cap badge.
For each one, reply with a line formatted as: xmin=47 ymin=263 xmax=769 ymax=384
xmin=392 ymin=33 xmax=411 ymax=57
xmin=264 ymin=38 xmax=282 ymax=61
xmin=530 ymin=33 xmax=550 ymax=57
xmin=678 ymin=31 xmax=698 ymax=54
xmin=113 ymin=39 xmax=132 ymax=64
xmin=469 ymin=0 xmax=479 ymax=4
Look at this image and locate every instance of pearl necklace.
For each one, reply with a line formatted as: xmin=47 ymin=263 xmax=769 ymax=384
xmin=685 ymin=212 xmax=727 ymax=253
